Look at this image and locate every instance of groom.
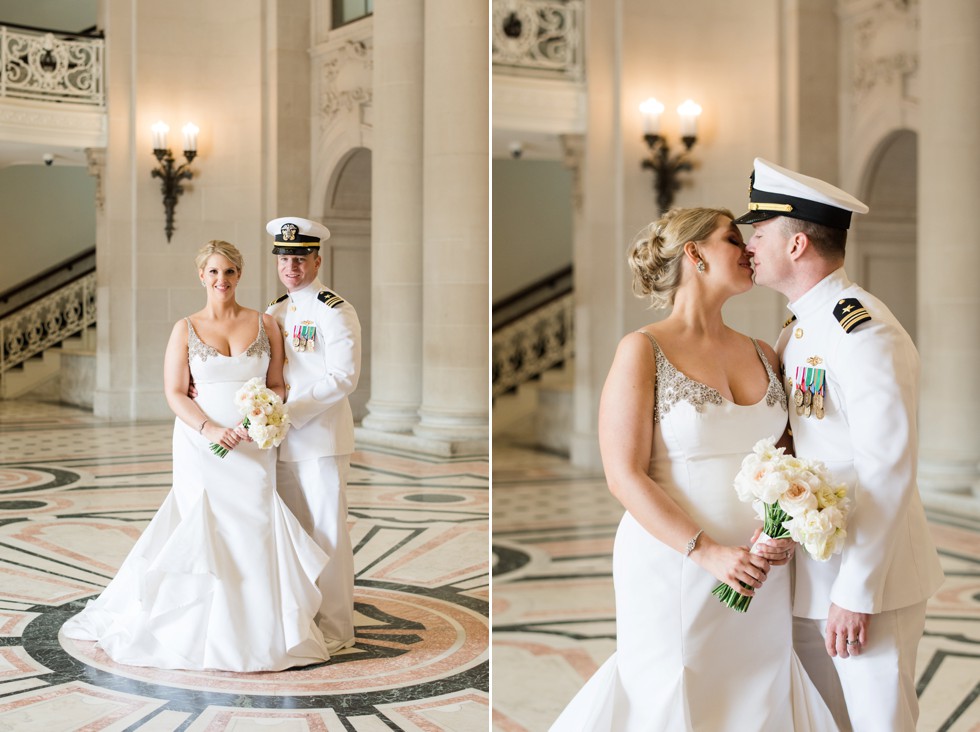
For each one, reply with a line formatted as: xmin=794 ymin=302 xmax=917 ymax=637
xmin=735 ymin=159 xmax=944 ymax=732
xmin=266 ymin=215 xmax=361 ymax=652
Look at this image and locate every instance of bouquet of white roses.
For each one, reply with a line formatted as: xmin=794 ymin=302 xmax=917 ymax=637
xmin=711 ymin=436 xmax=850 ymax=612
xmin=210 ymin=377 xmax=290 ymax=457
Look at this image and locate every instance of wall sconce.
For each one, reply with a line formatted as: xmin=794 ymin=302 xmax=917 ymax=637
xmin=150 ymin=121 xmax=199 ymax=242
xmin=640 ymin=98 xmax=702 ymax=213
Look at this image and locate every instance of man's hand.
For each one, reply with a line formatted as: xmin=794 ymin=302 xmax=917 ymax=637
xmin=825 ymin=602 xmax=870 ymax=659
xmin=187 ymin=380 xmax=198 ymax=400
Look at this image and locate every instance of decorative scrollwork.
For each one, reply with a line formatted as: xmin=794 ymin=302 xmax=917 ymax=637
xmin=492 ymin=0 xmax=583 ymax=79
xmin=0 ymin=274 xmax=96 ymax=375
xmin=492 ymin=293 xmax=573 ymax=398
xmin=0 ymin=26 xmax=104 ymax=106
xmin=319 ymin=39 xmax=373 ymax=125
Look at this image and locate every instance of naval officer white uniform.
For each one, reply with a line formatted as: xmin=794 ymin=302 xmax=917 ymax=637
xmin=736 ymin=159 xmax=944 ymax=732
xmin=266 ymin=216 xmax=361 ymax=651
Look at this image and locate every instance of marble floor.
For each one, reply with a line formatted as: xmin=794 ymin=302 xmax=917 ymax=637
xmin=0 ymin=400 xmax=488 ymax=731
xmin=492 ymin=443 xmax=980 ymax=732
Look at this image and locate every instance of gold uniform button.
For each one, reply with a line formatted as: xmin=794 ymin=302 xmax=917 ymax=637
xmin=794 ymin=327 xmax=804 ymax=339
xmin=286 ymin=384 xmax=291 ymax=390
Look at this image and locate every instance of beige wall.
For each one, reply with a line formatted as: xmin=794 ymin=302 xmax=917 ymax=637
xmin=569 ymin=0 xmax=792 ymax=465
xmin=0 ymin=166 xmax=96 ymax=292
xmin=492 ymin=158 xmax=572 ymax=302
xmin=616 ymin=0 xmax=786 ymax=343
xmin=96 ymin=0 xmax=279 ymax=419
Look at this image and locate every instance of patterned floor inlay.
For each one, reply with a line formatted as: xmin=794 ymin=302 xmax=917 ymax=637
xmin=0 ymin=401 xmax=488 ymax=731
xmin=491 ymin=443 xmax=980 ymax=732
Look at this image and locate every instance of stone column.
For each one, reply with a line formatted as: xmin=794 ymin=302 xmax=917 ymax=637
xmin=917 ymin=0 xmax=980 ymax=497
xmin=570 ymin=0 xmax=625 ymax=469
xmin=414 ymin=0 xmax=488 ymax=446
xmin=361 ymin=0 xmax=425 ymax=435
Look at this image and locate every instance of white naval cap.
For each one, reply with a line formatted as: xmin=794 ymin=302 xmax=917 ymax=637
xmin=266 ymin=216 xmax=331 ymax=255
xmin=733 ymin=158 xmax=869 ymax=230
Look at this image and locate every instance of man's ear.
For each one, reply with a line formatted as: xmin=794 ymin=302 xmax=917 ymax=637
xmin=788 ymin=231 xmax=809 ymax=261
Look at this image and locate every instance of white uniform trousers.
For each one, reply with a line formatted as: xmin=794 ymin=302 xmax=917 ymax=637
xmin=277 ymin=455 xmax=355 ymax=651
xmin=794 ymin=599 xmax=927 ymax=732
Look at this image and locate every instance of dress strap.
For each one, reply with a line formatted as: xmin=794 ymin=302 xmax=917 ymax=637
xmin=750 ymin=338 xmax=788 ymax=412
xmin=635 ymin=329 xmax=660 ymax=353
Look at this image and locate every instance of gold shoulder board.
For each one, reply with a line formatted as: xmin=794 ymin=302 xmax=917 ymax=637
xmin=317 ymin=289 xmax=345 ymax=309
xmin=833 ymin=297 xmax=872 ymax=333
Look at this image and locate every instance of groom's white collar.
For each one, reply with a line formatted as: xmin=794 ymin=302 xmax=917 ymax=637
xmin=787 ymin=267 xmax=851 ymax=320
xmin=288 ymin=278 xmax=324 ymax=302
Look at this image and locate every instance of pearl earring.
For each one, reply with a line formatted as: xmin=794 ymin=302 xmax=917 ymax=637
xmin=696 ymin=259 xmax=706 ymax=274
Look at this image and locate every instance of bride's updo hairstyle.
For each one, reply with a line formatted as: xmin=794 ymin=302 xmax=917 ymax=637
xmin=195 ymin=240 xmax=244 ymax=273
xmin=628 ymin=207 xmax=735 ymax=309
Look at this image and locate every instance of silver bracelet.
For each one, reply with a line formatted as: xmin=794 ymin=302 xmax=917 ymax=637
xmin=684 ymin=529 xmax=703 ymax=557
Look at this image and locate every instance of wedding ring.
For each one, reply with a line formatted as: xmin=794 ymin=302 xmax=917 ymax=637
xmin=846 ymin=640 xmax=860 ymax=646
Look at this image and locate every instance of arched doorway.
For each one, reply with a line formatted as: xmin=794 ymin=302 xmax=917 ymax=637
xmin=852 ymin=130 xmax=918 ymax=343
xmin=322 ymin=147 xmax=371 ymax=421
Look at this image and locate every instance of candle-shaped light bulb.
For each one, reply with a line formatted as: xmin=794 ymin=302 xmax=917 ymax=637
xmin=151 ymin=121 xmax=169 ymax=151
xmin=639 ymin=97 xmax=665 ymax=135
xmin=182 ymin=123 xmax=199 ymax=153
xmin=677 ymin=99 xmax=702 ymax=138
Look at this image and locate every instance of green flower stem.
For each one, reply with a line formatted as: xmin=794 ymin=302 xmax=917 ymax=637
xmin=208 ymin=416 xmax=251 ymax=459
xmin=711 ymin=501 xmax=793 ymax=613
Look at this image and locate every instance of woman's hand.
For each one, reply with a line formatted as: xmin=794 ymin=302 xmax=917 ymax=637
xmin=748 ymin=527 xmax=796 ymax=566
xmin=234 ymin=422 xmax=253 ymax=442
xmin=692 ymin=538 xmax=772 ymax=597
xmin=203 ymin=423 xmax=243 ymax=452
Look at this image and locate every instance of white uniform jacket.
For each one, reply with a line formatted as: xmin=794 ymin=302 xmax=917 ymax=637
xmin=777 ymin=268 xmax=944 ymax=619
xmin=267 ymin=278 xmax=361 ymax=462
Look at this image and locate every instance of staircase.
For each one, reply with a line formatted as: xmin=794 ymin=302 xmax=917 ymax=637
xmin=492 ymin=266 xmax=574 ymax=455
xmin=1 ymin=249 xmax=97 ymax=404
xmin=3 ymin=324 xmax=96 ymax=401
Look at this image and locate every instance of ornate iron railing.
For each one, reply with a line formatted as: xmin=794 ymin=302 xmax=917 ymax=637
xmin=492 ymin=291 xmax=573 ymax=399
xmin=0 ymin=24 xmax=105 ymax=106
xmin=0 ymin=273 xmax=97 ymax=389
xmin=492 ymin=0 xmax=584 ymax=79
xmin=0 ymin=247 xmax=95 ymax=318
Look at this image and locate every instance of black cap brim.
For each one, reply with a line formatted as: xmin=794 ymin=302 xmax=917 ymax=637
xmin=732 ymin=210 xmax=780 ymax=226
xmin=271 ymin=245 xmax=320 ymax=256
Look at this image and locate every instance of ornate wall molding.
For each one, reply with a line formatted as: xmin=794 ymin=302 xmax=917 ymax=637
xmin=560 ymin=133 xmax=584 ymax=211
xmin=315 ymin=35 xmax=374 ymax=130
xmin=85 ymin=147 xmax=105 ymax=211
xmin=849 ymin=1 xmax=918 ymax=100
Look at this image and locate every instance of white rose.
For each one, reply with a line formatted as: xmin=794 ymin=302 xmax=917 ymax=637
xmin=251 ymin=425 xmax=275 ymax=449
xmin=804 ymin=535 xmax=833 ymax=562
xmin=734 ymin=469 xmax=758 ymax=503
xmin=779 ymin=479 xmax=818 ymax=517
xmin=756 ymin=469 xmax=789 ymax=504
xmin=753 ymin=437 xmax=782 ymax=462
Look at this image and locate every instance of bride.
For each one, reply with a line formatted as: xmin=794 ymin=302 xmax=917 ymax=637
xmin=550 ymin=209 xmax=837 ymax=731
xmin=61 ymin=240 xmax=331 ymax=672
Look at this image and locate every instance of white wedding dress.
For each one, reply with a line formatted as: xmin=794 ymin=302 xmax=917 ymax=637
xmin=61 ymin=316 xmax=331 ymax=672
xmin=551 ymin=334 xmax=837 ymax=731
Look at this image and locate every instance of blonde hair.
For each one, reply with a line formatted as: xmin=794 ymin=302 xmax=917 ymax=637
xmin=195 ymin=240 xmax=244 ymax=272
xmin=629 ymin=207 xmax=734 ymax=309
